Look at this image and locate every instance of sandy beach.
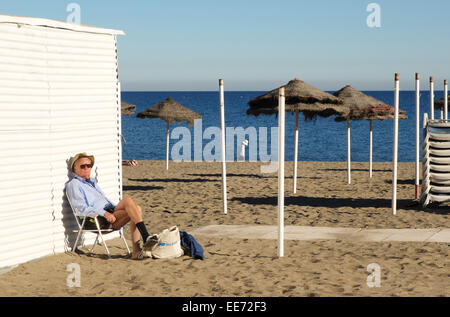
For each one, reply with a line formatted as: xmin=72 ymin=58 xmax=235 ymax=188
xmin=0 ymin=160 xmax=448 ymax=297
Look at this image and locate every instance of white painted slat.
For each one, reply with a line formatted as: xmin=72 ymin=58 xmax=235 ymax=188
xmin=0 ymin=123 xmax=50 ymax=130
xmin=0 ymin=47 xmax=116 ymax=64
xmin=0 ymin=24 xmax=49 ymax=42
xmin=0 ymin=68 xmax=114 ymax=82
xmin=0 ymin=95 xmax=115 ymax=103
xmin=0 ymin=198 xmax=55 ymax=211
xmin=47 ymin=146 xmax=120 ymax=158
xmin=0 ymin=94 xmax=50 ymax=103
xmin=0 ymin=53 xmax=116 ymax=69
xmin=46 ymin=57 xmax=117 ymax=68
xmin=0 ymin=79 xmax=48 ymax=88
xmin=0 ymin=213 xmax=54 ymax=233
xmin=0 ymin=35 xmax=47 ymax=51
xmin=0 ymin=70 xmax=47 ymax=82
xmin=0 ymin=60 xmax=116 ymax=75
xmin=0 ymin=80 xmax=117 ymax=90
xmin=0 ymin=184 xmax=52 ymax=199
xmin=0 ymin=234 xmax=54 ymax=255
xmin=0 ymin=244 xmax=54 ymax=268
xmin=0 ymin=167 xmax=50 ymax=181
xmin=51 ymin=117 xmax=117 ymax=127
xmin=0 ymin=27 xmax=115 ymax=49
xmin=1 ymin=151 xmax=117 ymax=170
xmin=46 ymin=44 xmax=114 ymax=56
xmin=0 ymin=15 xmax=124 ymax=36
xmin=0 ymin=139 xmax=118 ymax=156
xmin=51 ymin=112 xmax=117 ymax=121
xmin=0 ymin=87 xmax=115 ymax=97
xmin=45 ymin=35 xmax=115 ymax=49
xmin=0 ymin=208 xmax=54 ymax=223
xmin=0 ymin=178 xmax=52 ymax=192
xmin=0 ymin=34 xmax=115 ymax=55
xmin=0 ymin=233 xmax=55 ymax=256
xmin=45 ymin=67 xmax=117 ymax=76
xmin=0 ymin=110 xmax=50 ymax=119
xmin=0 ymin=141 xmax=118 ymax=163
xmin=0 ymin=101 xmax=116 ymax=111
xmin=0 ymin=22 xmax=119 ymax=42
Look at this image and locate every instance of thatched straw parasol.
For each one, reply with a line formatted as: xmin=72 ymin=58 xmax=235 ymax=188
xmin=247 ymin=78 xmax=346 ymax=193
xmin=247 ymin=78 xmax=345 ymax=119
xmin=434 ymin=95 xmax=450 ymax=110
xmin=333 ymin=85 xmax=408 ymax=182
xmin=121 ymin=101 xmax=136 ymax=115
xmin=333 ymin=85 xmax=407 ymax=122
xmin=137 ymin=97 xmax=202 ymax=170
xmin=137 ymin=97 xmax=201 ymax=125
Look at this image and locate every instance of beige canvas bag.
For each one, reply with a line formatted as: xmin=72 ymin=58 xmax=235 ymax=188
xmin=147 ymin=226 xmax=184 ymax=259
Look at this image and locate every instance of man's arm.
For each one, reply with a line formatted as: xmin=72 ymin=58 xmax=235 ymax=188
xmin=95 ymin=185 xmax=116 ymax=210
xmin=65 ymin=181 xmax=106 ymax=217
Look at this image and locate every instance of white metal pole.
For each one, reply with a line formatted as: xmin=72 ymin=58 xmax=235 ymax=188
xmin=347 ymin=119 xmax=351 ymax=184
xmin=440 ymin=79 xmax=444 ymax=119
xmin=430 ymin=76 xmax=434 ymax=120
xmin=369 ymin=120 xmax=373 ymax=179
xmin=166 ymin=121 xmax=170 ymax=170
xmin=415 ymin=73 xmax=420 ymax=200
xmin=393 ymin=73 xmax=400 ymax=215
xmin=219 ymin=79 xmax=228 ymax=214
xmin=278 ymin=87 xmax=285 ymax=258
xmin=445 ymin=80 xmax=448 ymax=121
xmin=293 ymin=110 xmax=299 ymax=193
xmin=118 ymin=81 xmax=123 ymax=199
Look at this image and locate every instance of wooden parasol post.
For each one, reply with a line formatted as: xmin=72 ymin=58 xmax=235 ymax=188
xmin=219 ymin=79 xmax=227 ymax=214
xmin=415 ymin=73 xmax=420 ymax=200
xmin=278 ymin=87 xmax=285 ymax=258
xmin=392 ymin=73 xmax=400 ymax=215
xmin=293 ymin=110 xmax=299 ymax=193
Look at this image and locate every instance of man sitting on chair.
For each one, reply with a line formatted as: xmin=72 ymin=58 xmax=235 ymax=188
xmin=65 ymin=152 xmax=157 ymax=260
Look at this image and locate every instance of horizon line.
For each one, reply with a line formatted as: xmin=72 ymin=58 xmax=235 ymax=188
xmin=121 ymin=89 xmax=448 ymax=92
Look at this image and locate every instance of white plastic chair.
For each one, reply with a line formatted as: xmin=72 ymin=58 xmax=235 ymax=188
xmin=67 ymin=193 xmax=130 ymax=258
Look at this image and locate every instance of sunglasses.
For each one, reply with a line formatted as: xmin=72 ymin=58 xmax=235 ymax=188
xmin=79 ymin=164 xmax=93 ymax=169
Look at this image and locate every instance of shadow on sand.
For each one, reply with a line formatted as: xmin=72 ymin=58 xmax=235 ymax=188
xmin=231 ymin=195 xmax=448 ymax=215
xmin=128 ymin=178 xmax=218 ymax=183
xmin=188 ymin=173 xmax=271 ymax=179
xmin=385 ymin=179 xmax=415 ymax=185
xmin=322 ymin=168 xmax=391 ymax=172
xmin=123 ymin=185 xmax=164 ymax=191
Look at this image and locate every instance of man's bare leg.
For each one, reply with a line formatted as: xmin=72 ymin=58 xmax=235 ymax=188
xmin=112 ymin=195 xmax=154 ymax=256
xmin=129 ymin=221 xmax=143 ymax=259
xmin=114 ymin=195 xmax=143 ymax=224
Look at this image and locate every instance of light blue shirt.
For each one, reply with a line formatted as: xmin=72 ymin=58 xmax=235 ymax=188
xmin=65 ymin=173 xmax=116 ymax=217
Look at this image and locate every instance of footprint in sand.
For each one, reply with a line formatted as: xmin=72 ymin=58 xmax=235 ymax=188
xmin=282 ymin=285 xmax=296 ymax=295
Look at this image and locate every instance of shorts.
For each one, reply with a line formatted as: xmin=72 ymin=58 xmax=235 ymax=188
xmin=82 ymin=216 xmax=111 ymax=230
xmin=81 ymin=207 xmax=115 ymax=230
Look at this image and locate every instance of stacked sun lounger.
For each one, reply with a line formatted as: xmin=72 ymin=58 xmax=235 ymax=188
xmin=421 ymin=118 xmax=450 ymax=207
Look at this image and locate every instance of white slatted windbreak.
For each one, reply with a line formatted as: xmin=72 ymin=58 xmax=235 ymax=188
xmin=0 ymin=16 xmax=124 ymax=268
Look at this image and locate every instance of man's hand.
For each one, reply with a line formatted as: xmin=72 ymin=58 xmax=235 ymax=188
xmin=103 ymin=211 xmax=116 ymax=223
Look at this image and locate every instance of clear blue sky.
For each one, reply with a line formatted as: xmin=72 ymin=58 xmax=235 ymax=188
xmin=2 ymin=0 xmax=450 ymax=91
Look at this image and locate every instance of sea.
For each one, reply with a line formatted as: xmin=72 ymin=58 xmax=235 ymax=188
xmin=121 ymin=90 xmax=446 ymax=163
